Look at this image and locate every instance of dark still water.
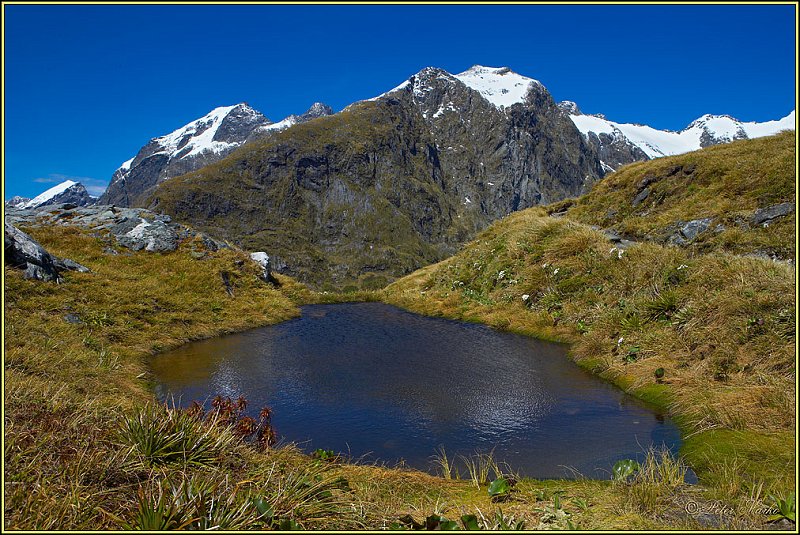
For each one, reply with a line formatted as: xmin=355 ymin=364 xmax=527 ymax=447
xmin=152 ymin=302 xmax=681 ymax=479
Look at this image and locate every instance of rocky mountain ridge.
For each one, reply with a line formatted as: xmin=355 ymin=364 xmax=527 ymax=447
xmin=563 ymin=104 xmax=795 ymax=170
xmin=80 ymin=64 xmax=795 ymax=288
xmin=98 ymin=102 xmax=333 ymax=207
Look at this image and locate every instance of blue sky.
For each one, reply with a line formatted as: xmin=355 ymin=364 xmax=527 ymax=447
xmin=4 ymin=3 xmax=796 ymax=200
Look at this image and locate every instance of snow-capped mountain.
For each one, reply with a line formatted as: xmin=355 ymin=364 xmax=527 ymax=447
xmin=124 ymin=63 xmax=796 ymax=288
xmin=14 ymin=180 xmax=94 ymax=210
xmin=564 ymin=105 xmax=795 ymax=169
xmin=369 ymin=65 xmax=543 ymax=109
xmin=6 ymin=196 xmax=31 ymax=208
xmin=99 ymin=102 xmax=332 ymax=206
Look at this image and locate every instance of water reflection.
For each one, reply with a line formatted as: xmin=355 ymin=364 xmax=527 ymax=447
xmin=152 ymin=302 xmax=682 ymax=479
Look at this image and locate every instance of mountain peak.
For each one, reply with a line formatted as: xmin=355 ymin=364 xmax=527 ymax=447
xmin=453 ymin=65 xmax=540 ymax=109
xmin=17 ymin=180 xmax=93 ymax=210
xmin=303 ymin=102 xmax=333 ymax=119
xmin=558 ymin=101 xmax=582 ymax=115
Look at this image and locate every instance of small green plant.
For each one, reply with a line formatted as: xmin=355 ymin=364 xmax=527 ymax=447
xmin=612 ymin=459 xmax=641 ymax=482
xmin=123 ymin=486 xmax=187 ymax=530
xmin=312 ymin=448 xmax=337 ymax=462
xmin=767 ymin=492 xmax=796 ymax=523
xmin=571 ymin=497 xmax=589 ymax=512
xmin=487 ymin=477 xmax=514 ymax=502
xmin=460 ymin=451 xmax=503 ymax=488
xmin=118 ymin=402 xmax=237 ymax=468
xmin=433 ymin=446 xmax=457 ymax=480
xmin=654 ymin=367 xmax=665 ymax=380
xmin=490 ymin=509 xmax=526 ymax=530
xmin=624 ymin=346 xmax=641 ymax=363
xmin=390 ymin=510 xmax=525 ymax=530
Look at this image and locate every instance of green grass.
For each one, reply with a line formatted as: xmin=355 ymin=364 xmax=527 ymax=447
xmin=564 ymin=130 xmax=796 ymax=260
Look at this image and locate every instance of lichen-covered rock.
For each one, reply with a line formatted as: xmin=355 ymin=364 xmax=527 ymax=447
xmin=115 ymin=219 xmax=179 ymax=252
xmin=666 ymin=217 xmax=714 ymax=246
xmin=5 ymin=223 xmax=63 ymax=282
xmin=752 ymin=202 xmax=794 ymax=226
xmin=6 ymin=204 xmax=227 ymax=258
xmin=632 ymin=187 xmax=650 ymax=207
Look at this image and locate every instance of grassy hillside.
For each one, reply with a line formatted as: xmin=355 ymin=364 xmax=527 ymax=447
xmin=5 ymin=133 xmax=795 ymax=530
xmin=556 ymin=131 xmax=795 ymax=260
xmin=382 ymin=133 xmax=796 ymax=517
xmin=7 ymin=223 xmax=780 ymax=531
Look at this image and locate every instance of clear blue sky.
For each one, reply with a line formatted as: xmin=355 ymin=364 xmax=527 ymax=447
xmin=4 ymin=3 xmax=796 ymax=200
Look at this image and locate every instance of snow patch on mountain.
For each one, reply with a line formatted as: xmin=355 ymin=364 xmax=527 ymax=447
xmin=453 ymin=65 xmax=541 ymax=109
xmin=20 ymin=180 xmax=77 ymax=209
xmin=154 ymin=105 xmax=241 ymax=158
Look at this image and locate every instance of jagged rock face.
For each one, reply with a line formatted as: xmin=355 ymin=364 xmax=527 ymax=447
xmin=148 ymin=67 xmax=603 ymax=288
xmin=299 ymin=102 xmax=333 ymax=121
xmin=100 ymin=102 xmax=334 ymax=207
xmin=150 ymin=97 xmax=456 ymax=288
xmin=583 ymin=130 xmax=650 ymax=171
xmin=99 ymin=104 xmax=272 ymax=207
xmin=4 ymin=222 xmax=89 ymax=282
xmin=393 ymin=67 xmax=601 ymax=234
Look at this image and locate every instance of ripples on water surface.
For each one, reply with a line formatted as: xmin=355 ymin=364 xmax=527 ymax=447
xmin=153 ymin=302 xmax=682 ymax=478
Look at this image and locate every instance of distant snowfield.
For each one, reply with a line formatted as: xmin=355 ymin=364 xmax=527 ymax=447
xmin=569 ymin=110 xmax=796 ymax=159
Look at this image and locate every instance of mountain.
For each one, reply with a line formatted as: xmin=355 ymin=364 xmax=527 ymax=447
xmin=6 ymin=196 xmax=31 ymax=208
xmin=14 ymin=180 xmax=94 ymax=210
xmin=563 ymin=103 xmax=795 ymax=170
xmin=146 ymin=65 xmax=601 ymax=289
xmin=99 ymin=102 xmax=333 ymax=206
xmin=103 ymin=64 xmax=794 ymax=289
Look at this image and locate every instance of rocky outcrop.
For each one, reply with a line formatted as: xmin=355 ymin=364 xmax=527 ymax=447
xmin=249 ymin=252 xmax=273 ymax=282
xmin=5 ymin=204 xmax=228 ymax=256
xmin=4 ymin=222 xmax=89 ymax=282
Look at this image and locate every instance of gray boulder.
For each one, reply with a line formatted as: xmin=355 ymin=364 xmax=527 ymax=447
xmin=602 ymin=229 xmax=637 ymax=250
xmin=752 ymin=202 xmax=794 ymax=226
xmin=632 ymin=187 xmax=651 ymax=207
xmin=4 ymin=223 xmax=89 ymax=282
xmin=4 ymin=223 xmax=62 ymax=282
xmin=667 ymin=217 xmax=714 ymax=246
xmin=115 ymin=218 xmax=178 ymax=252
